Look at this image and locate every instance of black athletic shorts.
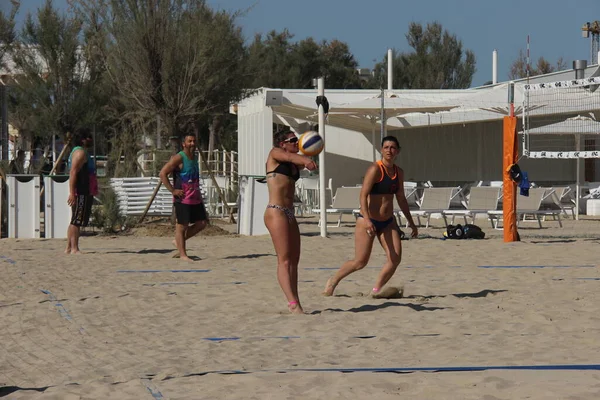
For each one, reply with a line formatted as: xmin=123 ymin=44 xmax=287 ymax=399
xmin=174 ymin=202 xmax=208 ymax=225
xmin=71 ymin=194 xmax=93 ymax=227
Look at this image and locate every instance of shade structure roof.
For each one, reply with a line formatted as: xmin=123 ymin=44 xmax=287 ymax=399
xmin=270 ymin=90 xmax=458 ymax=133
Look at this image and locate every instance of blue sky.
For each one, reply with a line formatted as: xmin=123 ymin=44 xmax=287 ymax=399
xmin=7 ymin=0 xmax=600 ymax=87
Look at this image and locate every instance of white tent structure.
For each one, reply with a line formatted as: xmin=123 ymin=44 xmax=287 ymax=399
xmin=233 ymin=64 xmax=600 ymax=235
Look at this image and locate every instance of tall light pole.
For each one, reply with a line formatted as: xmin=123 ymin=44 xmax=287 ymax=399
xmin=582 ymin=21 xmax=600 ymax=65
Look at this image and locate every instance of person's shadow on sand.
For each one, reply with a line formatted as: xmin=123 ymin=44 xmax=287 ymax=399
xmin=310 ymin=288 xmax=507 ymax=314
xmin=99 ymin=249 xmax=175 ymax=255
xmin=310 ymin=302 xmax=447 ymax=314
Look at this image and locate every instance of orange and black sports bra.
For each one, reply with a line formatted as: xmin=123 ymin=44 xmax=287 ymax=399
xmin=370 ymin=160 xmax=399 ymax=195
xmin=266 ymin=162 xmax=300 ymax=181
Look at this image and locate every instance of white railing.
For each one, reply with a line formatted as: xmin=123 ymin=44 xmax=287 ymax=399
xmin=110 ymin=177 xmax=173 ymax=216
xmin=136 ymin=149 xmax=238 ymax=185
xmin=109 ymin=176 xmax=234 ymax=218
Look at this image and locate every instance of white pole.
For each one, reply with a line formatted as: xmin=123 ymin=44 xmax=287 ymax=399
xmin=371 ymin=121 xmax=377 ymax=162
xmin=156 ymin=115 xmax=161 ymax=149
xmin=576 ymin=135 xmax=581 ymax=220
xmin=52 ymin=135 xmax=56 ymax=164
xmin=318 ymin=77 xmax=327 ymax=238
xmin=492 ymin=49 xmax=498 ymax=84
xmin=387 ymin=48 xmax=393 ymax=90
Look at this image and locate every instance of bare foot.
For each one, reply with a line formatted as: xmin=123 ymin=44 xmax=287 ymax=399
xmin=64 ymin=247 xmax=71 ymax=254
xmin=322 ymin=277 xmax=337 ymax=296
xmin=70 ymin=249 xmax=83 ymax=255
xmin=371 ymin=286 xmax=404 ymax=299
xmin=288 ymin=302 xmax=305 ymax=314
xmin=180 ymin=255 xmax=194 ymax=262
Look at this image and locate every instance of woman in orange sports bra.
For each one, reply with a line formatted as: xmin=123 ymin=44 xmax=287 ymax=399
xmin=265 ymin=128 xmax=317 ymax=314
xmin=323 ymin=136 xmax=418 ymax=297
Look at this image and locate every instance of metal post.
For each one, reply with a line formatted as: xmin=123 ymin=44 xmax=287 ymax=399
xmin=318 ymin=77 xmax=327 ymax=238
xmin=93 ymin=125 xmax=97 ymax=171
xmin=380 ymin=87 xmax=385 ymax=147
xmin=0 ymin=84 xmax=7 ymax=161
xmin=575 ymin=135 xmax=581 ymax=221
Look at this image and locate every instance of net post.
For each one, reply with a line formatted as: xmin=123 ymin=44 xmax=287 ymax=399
xmin=503 ymin=116 xmax=519 ymax=242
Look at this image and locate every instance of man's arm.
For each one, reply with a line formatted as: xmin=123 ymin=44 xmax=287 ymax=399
xmin=67 ymin=149 xmax=85 ymax=206
xmin=159 ymin=154 xmax=184 ymax=197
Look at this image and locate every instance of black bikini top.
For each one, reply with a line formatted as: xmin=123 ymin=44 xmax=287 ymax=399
xmin=266 ymin=162 xmax=300 ymax=181
xmin=370 ymin=160 xmax=399 ymax=195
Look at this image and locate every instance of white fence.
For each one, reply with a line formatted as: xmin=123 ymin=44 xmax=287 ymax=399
xmin=110 ymin=176 xmax=237 ymax=218
xmin=137 ymin=149 xmax=238 ymax=183
xmin=110 ymin=177 xmax=173 ymax=216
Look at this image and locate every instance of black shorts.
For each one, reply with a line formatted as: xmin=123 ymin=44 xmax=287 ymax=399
xmin=174 ymin=202 xmax=208 ymax=225
xmin=71 ymin=195 xmax=93 ymax=227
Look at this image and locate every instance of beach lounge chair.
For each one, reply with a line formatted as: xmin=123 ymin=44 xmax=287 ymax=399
xmin=487 ymin=188 xmax=562 ymax=229
xmin=541 ymin=186 xmax=576 ymax=219
xmin=313 ymin=186 xmax=361 ymax=227
xmin=400 ymin=187 xmax=459 ymax=228
xmin=442 ymin=186 xmax=501 ymax=226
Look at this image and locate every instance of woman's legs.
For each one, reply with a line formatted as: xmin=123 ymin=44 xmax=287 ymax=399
xmin=373 ymin=221 xmax=403 ymax=292
xmin=265 ymin=208 xmax=303 ymax=313
xmin=323 ymin=217 xmax=375 ymax=296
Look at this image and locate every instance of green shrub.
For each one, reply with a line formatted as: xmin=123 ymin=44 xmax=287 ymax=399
xmin=91 ymin=184 xmax=128 ymax=233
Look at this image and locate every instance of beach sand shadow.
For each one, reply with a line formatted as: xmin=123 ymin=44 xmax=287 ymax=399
xmin=224 ymin=253 xmax=274 ymax=259
xmin=312 ymin=302 xmax=447 ymax=314
xmin=102 ymin=249 xmax=175 ymax=255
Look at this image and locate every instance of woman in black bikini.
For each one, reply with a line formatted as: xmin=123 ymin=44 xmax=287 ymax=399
xmin=265 ymin=129 xmax=317 ymax=313
xmin=323 ymin=136 xmax=418 ymax=297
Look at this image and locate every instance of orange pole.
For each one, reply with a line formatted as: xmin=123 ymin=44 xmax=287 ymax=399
xmin=503 ymin=116 xmax=519 ymax=242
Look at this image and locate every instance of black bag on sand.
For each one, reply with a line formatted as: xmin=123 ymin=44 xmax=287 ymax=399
xmin=445 ymin=224 xmax=485 ymax=239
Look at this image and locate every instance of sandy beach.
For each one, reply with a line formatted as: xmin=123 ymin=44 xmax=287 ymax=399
xmin=2 ymin=214 xmax=600 ymax=399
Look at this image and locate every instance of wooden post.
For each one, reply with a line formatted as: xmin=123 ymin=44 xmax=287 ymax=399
xmin=40 ymin=133 xmax=72 ymax=198
xmin=138 ymin=180 xmax=162 ymax=224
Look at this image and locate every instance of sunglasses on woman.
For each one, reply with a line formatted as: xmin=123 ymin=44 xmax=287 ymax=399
xmin=283 ymin=137 xmax=298 ymax=144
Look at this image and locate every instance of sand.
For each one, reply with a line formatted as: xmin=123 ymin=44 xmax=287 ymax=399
xmin=1 ymin=215 xmax=600 ymax=399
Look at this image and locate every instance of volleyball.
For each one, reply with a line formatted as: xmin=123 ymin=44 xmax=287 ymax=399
xmin=298 ymin=130 xmax=324 ymax=156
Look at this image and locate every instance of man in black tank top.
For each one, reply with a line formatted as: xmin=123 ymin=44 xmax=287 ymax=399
xmin=65 ymin=129 xmax=94 ymax=254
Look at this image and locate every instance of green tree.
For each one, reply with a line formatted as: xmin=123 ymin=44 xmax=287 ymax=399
xmin=0 ymin=0 xmax=19 ymax=70
xmin=9 ymin=0 xmax=106 ymax=162
xmin=75 ymin=0 xmax=248 ymax=151
xmin=368 ymin=21 xmax=476 ymax=89
xmin=508 ymin=49 xmax=567 ymax=80
xmin=247 ymin=30 xmax=361 ymax=89
xmin=247 ymin=29 xmax=297 ymax=88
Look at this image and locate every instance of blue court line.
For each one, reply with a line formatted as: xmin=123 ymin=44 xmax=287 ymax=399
xmin=479 ymin=265 xmax=596 ymax=269
xmin=0 ymin=255 xmax=16 ymax=264
xmin=40 ymin=289 xmax=73 ymax=322
xmin=40 ymin=289 xmax=85 ymax=335
xmin=202 ymin=335 xmax=376 ymax=342
xmin=192 ymin=364 xmax=600 ymax=375
xmin=201 ymin=333 xmax=550 ymax=342
xmin=117 ymin=269 xmax=210 ymax=273
xmin=305 ymin=266 xmax=459 ymax=270
xmin=142 ymin=283 xmax=199 ymax=286
xmin=141 ymin=379 xmax=164 ymax=400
